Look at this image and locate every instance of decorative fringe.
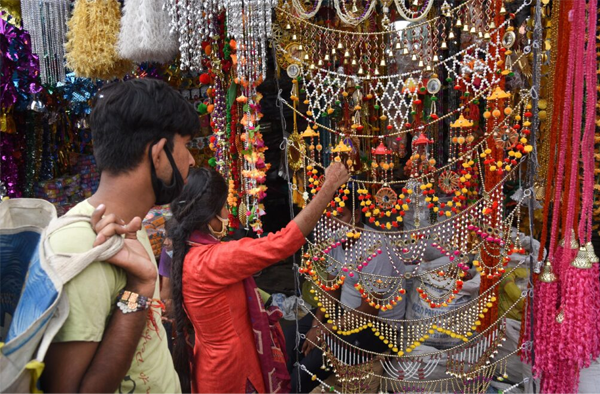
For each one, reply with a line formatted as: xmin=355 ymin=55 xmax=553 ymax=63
xmin=117 ymin=0 xmax=179 ymax=64
xmin=591 ymin=263 xmax=600 ymax=360
xmin=531 ymin=263 xmax=558 ymax=377
xmin=65 ymin=0 xmax=132 ymax=80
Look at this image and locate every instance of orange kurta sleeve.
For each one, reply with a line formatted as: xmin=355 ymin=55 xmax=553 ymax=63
xmin=190 ymin=221 xmax=305 ymax=289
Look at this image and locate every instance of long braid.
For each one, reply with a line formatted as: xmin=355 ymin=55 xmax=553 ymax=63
xmin=170 ymin=220 xmax=193 ymax=393
xmin=169 ymin=167 xmax=227 ymax=392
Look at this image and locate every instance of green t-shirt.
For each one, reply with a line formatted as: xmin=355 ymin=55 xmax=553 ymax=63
xmin=49 ymin=200 xmax=181 ymax=394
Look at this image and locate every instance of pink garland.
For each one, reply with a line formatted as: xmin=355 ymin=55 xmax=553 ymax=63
xmin=546 ymin=1 xmax=577 ymax=281
xmin=579 ymin=0 xmax=599 ymax=244
xmin=580 ymin=0 xmax=600 ymax=362
xmin=556 ymin=0 xmax=599 ymax=391
xmin=537 ymin=1 xmax=600 ymax=391
xmin=531 ymin=278 xmax=558 ymax=377
xmin=534 ymin=1 xmax=579 ymax=389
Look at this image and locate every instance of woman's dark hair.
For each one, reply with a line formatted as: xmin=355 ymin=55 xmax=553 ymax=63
xmin=90 ymin=78 xmax=199 ymax=175
xmin=168 ymin=167 xmax=227 ymax=393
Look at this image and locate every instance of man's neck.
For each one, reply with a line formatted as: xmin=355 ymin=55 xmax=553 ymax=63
xmin=87 ymin=172 xmax=155 ymax=223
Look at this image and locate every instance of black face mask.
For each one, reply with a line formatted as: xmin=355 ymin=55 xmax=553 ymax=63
xmin=149 ymin=142 xmax=184 ymax=205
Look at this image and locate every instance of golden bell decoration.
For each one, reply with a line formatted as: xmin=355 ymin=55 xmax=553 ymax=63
xmin=571 ymin=247 xmax=592 ymax=269
xmin=450 ymin=114 xmax=474 ymax=128
xmin=585 ymin=242 xmax=599 ymax=263
xmin=539 ymin=261 xmax=557 ymax=283
xmin=559 ymin=229 xmax=579 ymax=249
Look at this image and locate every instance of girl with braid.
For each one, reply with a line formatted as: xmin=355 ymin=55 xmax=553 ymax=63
xmin=169 ymin=163 xmax=349 ymax=394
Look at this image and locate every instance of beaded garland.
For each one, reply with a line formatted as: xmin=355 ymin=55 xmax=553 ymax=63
xmin=270 ymin=0 xmax=573 ymax=391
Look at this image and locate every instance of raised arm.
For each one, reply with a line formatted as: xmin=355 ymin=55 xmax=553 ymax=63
xmin=195 ymin=162 xmax=350 ymax=287
xmin=293 ymin=162 xmax=349 ymax=237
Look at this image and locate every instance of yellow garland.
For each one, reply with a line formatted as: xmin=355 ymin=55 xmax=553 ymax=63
xmin=65 ymin=0 xmax=132 ymax=80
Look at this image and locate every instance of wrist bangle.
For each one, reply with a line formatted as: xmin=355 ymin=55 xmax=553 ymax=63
xmin=117 ymin=290 xmax=150 ymax=314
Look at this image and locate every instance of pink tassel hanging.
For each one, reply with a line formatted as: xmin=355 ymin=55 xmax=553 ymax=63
xmin=531 ymin=261 xmax=559 ymax=377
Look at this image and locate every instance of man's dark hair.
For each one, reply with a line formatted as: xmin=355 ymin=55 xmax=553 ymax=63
xmin=90 ymin=78 xmax=199 ymax=174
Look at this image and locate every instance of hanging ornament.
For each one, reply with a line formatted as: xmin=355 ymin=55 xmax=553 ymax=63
xmin=20 ymin=0 xmax=69 ymax=84
xmin=65 ymin=0 xmax=132 ymax=80
xmin=165 ymin=0 xmax=222 ymax=71
xmin=117 ymin=0 xmax=179 ymax=64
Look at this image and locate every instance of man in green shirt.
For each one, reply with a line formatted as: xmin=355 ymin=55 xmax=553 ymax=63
xmin=41 ymin=78 xmax=198 ymax=393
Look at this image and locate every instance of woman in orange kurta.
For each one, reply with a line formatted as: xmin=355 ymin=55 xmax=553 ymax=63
xmin=169 ymin=165 xmax=349 ymax=393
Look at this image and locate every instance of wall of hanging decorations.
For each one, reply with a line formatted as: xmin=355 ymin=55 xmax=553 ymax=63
xmin=1 ymin=1 xmax=599 ymax=392
xmin=270 ymin=0 xmax=599 ymax=393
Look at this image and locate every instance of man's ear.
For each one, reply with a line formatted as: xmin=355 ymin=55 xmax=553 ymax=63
xmin=150 ymin=138 xmax=167 ymax=167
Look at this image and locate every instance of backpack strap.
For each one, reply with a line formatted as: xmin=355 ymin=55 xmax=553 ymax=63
xmin=41 ymin=214 xmax=125 ymax=285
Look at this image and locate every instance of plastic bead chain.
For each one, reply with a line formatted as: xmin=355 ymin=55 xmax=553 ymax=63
xmin=313 ymin=159 xmax=527 ymax=237
xmin=302 ymin=257 xmax=527 ymax=331
xmin=376 ymin=348 xmax=521 ymax=389
xmin=301 ymin=283 xmax=526 ymax=359
xmin=393 ymin=0 xmax=435 ymax=22
xmin=279 ymin=79 xmax=490 ymax=138
xmin=297 ymin=363 xmax=342 ymax=394
xmin=277 ymin=0 xmax=476 ymax=36
xmin=305 ymin=195 xmax=528 ymax=287
xmin=303 ymin=223 xmax=524 ymax=311
xmin=287 ymin=129 xmax=527 ymax=190
xmin=275 ymin=10 xmax=524 ymax=81
xmin=317 ymin=340 xmax=382 ymax=394
xmin=312 ymin=161 xmax=526 ymax=240
xmin=281 ymin=73 xmax=529 ymax=139
xmin=381 ymin=322 xmax=508 ymax=379
xmin=290 ymin=0 xmax=322 ymax=19
xmin=295 ymin=49 xmax=530 ymax=138
xmin=333 ymin=0 xmax=378 ymax=26
xmin=297 ymin=157 xmax=529 ymax=232
xmin=305 ymin=306 xmax=520 ymax=376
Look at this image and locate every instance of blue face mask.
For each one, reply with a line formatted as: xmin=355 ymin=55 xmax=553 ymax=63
xmin=166 ymin=249 xmax=173 ymax=258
